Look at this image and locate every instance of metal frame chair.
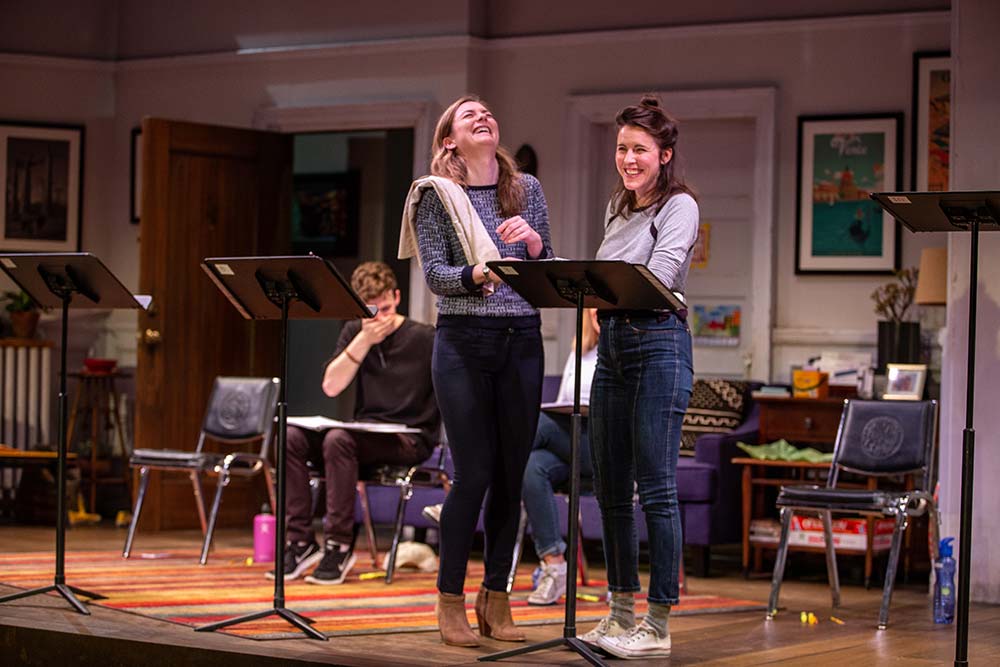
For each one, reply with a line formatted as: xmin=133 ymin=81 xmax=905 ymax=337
xmin=766 ymin=399 xmax=939 ymax=629
xmin=356 ymin=443 xmax=451 ymax=583
xmin=122 ymin=377 xmax=280 ymax=564
xmin=310 ymin=442 xmax=451 ymax=583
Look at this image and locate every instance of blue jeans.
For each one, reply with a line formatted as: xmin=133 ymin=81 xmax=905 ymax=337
xmin=432 ymin=315 xmax=543 ymax=594
xmin=521 ymin=412 xmax=591 ymax=559
xmin=590 ymin=313 xmax=693 ymax=605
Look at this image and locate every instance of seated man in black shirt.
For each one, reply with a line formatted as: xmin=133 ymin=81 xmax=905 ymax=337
xmin=272 ymin=261 xmax=440 ymax=585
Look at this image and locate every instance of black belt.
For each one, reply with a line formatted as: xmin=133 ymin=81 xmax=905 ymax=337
xmin=597 ymin=308 xmax=688 ymax=323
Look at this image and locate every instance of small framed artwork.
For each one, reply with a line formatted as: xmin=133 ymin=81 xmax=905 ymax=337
xmin=691 ymin=304 xmax=741 ymax=347
xmin=795 ymin=113 xmax=902 ymax=274
xmin=0 ymin=120 xmax=84 ymax=252
xmin=912 ymin=51 xmax=950 ymax=191
xmin=291 ymin=171 xmax=361 ymax=258
xmin=130 ymin=127 xmax=142 ymax=223
xmin=883 ymin=363 xmax=927 ymax=400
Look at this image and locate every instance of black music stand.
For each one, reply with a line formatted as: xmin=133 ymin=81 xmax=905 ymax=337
xmin=871 ymin=191 xmax=1000 ymax=667
xmin=478 ymin=260 xmax=685 ymax=666
xmin=194 ymin=255 xmax=373 ymax=640
xmin=0 ymin=252 xmax=150 ymax=614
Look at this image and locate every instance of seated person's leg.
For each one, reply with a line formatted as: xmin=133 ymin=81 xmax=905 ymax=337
xmin=523 ymin=416 xmax=574 ymax=605
xmin=307 ymin=430 xmax=430 ymax=585
xmin=268 ymin=426 xmax=323 ymax=580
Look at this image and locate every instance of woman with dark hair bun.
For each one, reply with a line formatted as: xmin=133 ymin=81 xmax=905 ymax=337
xmin=579 ymin=95 xmax=698 ymax=660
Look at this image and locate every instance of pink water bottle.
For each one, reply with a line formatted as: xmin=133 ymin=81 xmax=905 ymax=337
xmin=253 ymin=504 xmax=276 ymax=563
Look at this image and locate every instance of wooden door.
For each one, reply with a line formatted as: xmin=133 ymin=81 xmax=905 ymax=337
xmin=136 ymin=118 xmax=290 ymax=530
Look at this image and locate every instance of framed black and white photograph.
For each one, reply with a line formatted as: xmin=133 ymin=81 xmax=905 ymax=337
xmin=883 ymin=363 xmax=927 ymax=400
xmin=912 ymin=51 xmax=950 ymax=192
xmin=130 ymin=126 xmax=142 ymax=224
xmin=0 ymin=120 xmax=84 ymax=252
xmin=795 ymin=113 xmax=902 ymax=274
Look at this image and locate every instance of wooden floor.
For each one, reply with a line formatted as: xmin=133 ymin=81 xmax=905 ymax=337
xmin=1 ymin=524 xmax=998 ymax=666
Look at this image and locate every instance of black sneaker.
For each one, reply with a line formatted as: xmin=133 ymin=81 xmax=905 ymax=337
xmin=304 ymin=539 xmax=356 ymax=585
xmin=265 ymin=540 xmax=322 ymax=581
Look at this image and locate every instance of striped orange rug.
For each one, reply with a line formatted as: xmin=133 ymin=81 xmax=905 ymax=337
xmin=0 ymin=549 xmax=765 ymax=639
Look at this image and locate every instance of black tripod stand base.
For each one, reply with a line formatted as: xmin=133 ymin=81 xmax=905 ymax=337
xmin=0 ymin=582 xmax=105 ymax=615
xmin=479 ymin=636 xmax=607 ymax=665
xmin=195 ymin=606 xmax=327 ymax=641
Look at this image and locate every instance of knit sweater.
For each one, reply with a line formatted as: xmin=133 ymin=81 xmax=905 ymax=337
xmin=596 ymin=193 xmax=699 ymax=294
xmin=414 ymin=173 xmax=553 ymax=317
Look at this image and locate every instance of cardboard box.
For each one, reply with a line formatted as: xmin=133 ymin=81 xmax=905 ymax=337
xmin=787 ymin=515 xmax=894 ymax=552
xmin=792 ymin=370 xmax=829 ymax=398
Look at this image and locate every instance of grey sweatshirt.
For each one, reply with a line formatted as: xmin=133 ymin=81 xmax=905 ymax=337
xmin=595 ymin=192 xmax=699 ymax=295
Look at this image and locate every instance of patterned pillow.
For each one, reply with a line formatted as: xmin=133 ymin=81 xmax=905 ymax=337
xmin=680 ymin=379 xmax=748 ymax=455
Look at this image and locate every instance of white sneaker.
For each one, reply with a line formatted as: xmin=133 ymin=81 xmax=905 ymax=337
xmin=528 ymin=561 xmax=567 ymax=605
xmin=597 ymin=619 xmax=671 ymax=659
xmin=577 ymin=616 xmax=630 ymax=647
xmin=421 ymin=503 xmax=442 ymax=524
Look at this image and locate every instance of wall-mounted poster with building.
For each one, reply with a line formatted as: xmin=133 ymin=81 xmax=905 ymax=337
xmin=291 ymin=171 xmax=360 ymax=258
xmin=691 ymin=304 xmax=740 ymax=347
xmin=795 ymin=113 xmax=901 ymax=274
xmin=0 ymin=121 xmax=84 ymax=252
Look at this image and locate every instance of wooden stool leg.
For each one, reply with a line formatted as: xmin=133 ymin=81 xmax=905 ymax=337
xmin=107 ymin=378 xmax=132 ymax=505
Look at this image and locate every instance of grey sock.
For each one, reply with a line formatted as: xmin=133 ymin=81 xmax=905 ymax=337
xmin=643 ymin=601 xmax=671 ymax=638
xmin=609 ymin=593 xmax=636 ymax=628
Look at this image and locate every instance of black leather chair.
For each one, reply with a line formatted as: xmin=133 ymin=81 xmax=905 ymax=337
xmin=122 ymin=377 xmax=280 ymax=564
xmin=766 ymin=399 xmax=939 ymax=629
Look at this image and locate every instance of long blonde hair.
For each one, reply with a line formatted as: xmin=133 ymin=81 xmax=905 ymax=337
xmin=579 ymin=308 xmax=600 ymax=355
xmin=431 ymin=95 xmax=525 ymax=218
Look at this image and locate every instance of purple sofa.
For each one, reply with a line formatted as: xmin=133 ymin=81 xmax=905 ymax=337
xmin=571 ymin=380 xmax=762 ymax=576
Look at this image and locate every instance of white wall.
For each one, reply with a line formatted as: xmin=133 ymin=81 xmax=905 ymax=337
xmin=1 ymin=12 xmax=953 ymax=376
xmin=940 ymin=0 xmax=1000 ymax=605
xmin=481 ymin=13 xmax=949 ymax=380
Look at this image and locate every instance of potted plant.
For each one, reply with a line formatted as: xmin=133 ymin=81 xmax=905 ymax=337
xmin=2 ymin=290 xmax=40 ymax=339
xmin=871 ymin=267 xmax=920 ymax=372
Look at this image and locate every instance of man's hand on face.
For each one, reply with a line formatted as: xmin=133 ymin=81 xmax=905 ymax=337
xmin=360 ymin=313 xmax=395 ymax=346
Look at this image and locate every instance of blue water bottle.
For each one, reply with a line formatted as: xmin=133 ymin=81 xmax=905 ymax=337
xmin=933 ymin=537 xmax=956 ymax=624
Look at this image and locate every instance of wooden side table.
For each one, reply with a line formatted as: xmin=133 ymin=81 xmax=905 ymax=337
xmin=0 ymin=445 xmax=77 ymax=520
xmin=66 ymin=370 xmax=131 ymax=514
xmin=757 ymin=396 xmax=847 ymax=446
xmin=735 ymin=456 xmax=908 ymax=587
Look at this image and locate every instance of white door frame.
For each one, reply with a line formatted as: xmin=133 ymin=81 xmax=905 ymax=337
xmin=253 ymin=100 xmax=438 ymax=323
xmin=561 ymin=87 xmax=776 ymax=381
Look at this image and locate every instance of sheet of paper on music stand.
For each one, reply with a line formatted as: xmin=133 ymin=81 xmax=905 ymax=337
xmin=816 ymin=351 xmax=873 ymax=386
xmin=286 ymin=415 xmax=420 ymax=434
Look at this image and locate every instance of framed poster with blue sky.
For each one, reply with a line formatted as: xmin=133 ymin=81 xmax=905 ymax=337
xmin=795 ymin=113 xmax=902 ymax=274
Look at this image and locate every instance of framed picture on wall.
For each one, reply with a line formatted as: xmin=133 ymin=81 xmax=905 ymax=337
xmin=291 ymin=171 xmax=360 ymax=258
xmin=912 ymin=51 xmax=950 ymax=191
xmin=795 ymin=113 xmax=902 ymax=274
xmin=0 ymin=120 xmax=84 ymax=252
xmin=130 ymin=127 xmax=142 ymax=224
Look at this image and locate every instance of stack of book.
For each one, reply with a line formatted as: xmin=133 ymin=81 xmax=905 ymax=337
xmin=751 ymin=385 xmax=791 ymax=399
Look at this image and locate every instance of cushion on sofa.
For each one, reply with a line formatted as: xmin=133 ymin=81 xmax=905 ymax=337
xmin=680 ymin=378 xmax=748 ymax=455
xmin=676 ymin=458 xmax=717 ymax=503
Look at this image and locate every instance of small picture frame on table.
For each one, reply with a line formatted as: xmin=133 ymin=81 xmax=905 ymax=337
xmin=883 ymin=363 xmax=927 ymax=400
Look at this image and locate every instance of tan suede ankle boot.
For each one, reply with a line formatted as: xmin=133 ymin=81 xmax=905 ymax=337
xmin=474 ymin=585 xmax=525 ymax=642
xmin=436 ymin=592 xmax=479 ymax=647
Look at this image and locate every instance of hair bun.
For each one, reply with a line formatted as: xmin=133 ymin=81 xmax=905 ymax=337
xmin=639 ymin=94 xmax=661 ymax=109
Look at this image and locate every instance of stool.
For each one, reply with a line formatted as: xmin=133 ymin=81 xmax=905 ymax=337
xmin=66 ymin=370 xmax=131 ymax=514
